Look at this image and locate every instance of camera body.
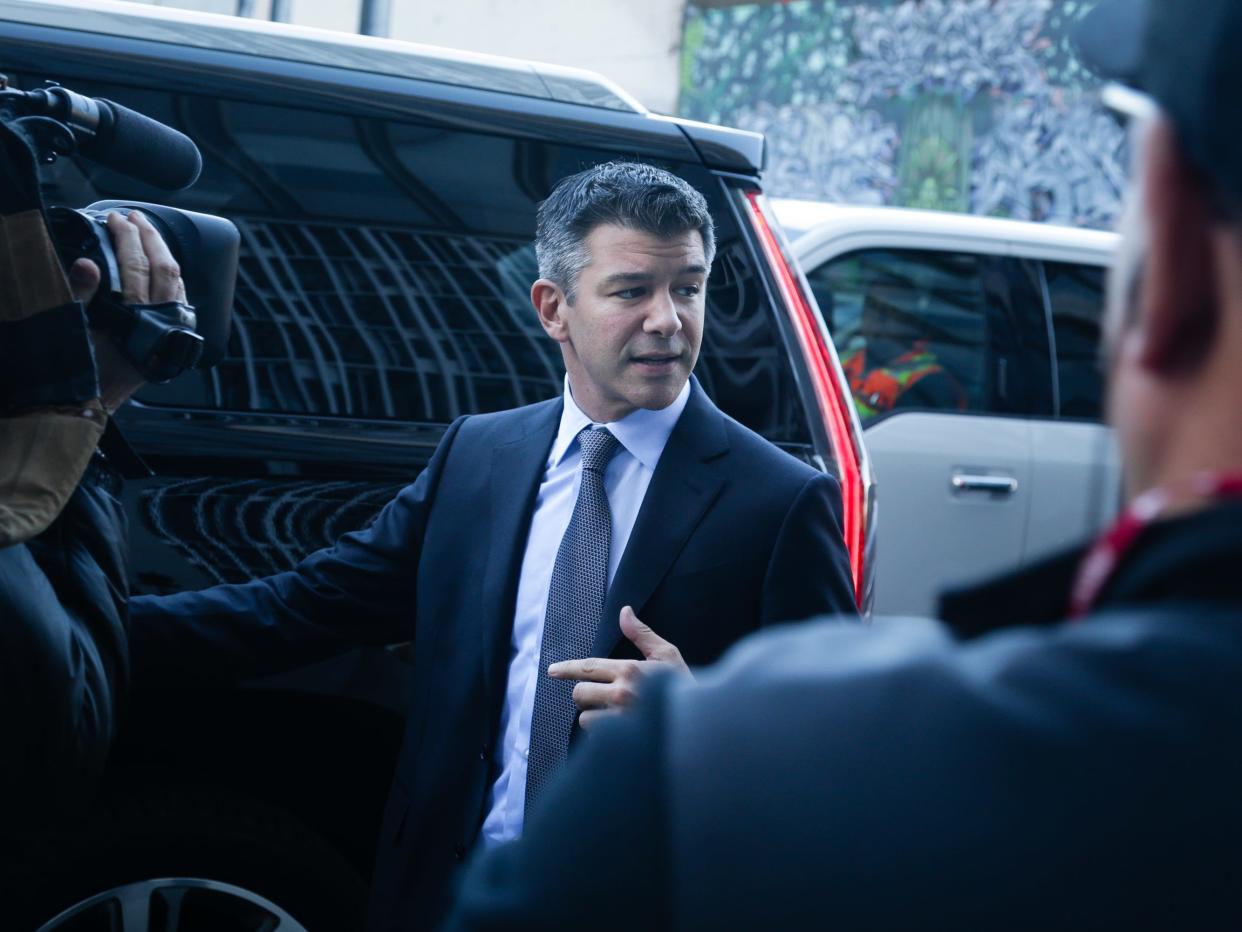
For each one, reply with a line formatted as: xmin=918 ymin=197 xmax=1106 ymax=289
xmin=0 ymin=76 xmax=236 ymax=384
xmin=48 ymin=202 xmax=239 ymax=380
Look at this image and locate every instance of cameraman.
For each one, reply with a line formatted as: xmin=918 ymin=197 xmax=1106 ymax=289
xmin=0 ymin=194 xmax=184 ymax=818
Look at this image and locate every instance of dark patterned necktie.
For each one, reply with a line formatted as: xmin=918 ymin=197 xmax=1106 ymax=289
xmin=524 ymin=426 xmax=622 ymax=816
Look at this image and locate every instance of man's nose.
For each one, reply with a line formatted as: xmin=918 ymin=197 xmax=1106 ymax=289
xmin=643 ymin=292 xmax=683 ymax=337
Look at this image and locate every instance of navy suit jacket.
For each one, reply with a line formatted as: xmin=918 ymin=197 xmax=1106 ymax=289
xmin=129 ymin=379 xmax=856 ymax=930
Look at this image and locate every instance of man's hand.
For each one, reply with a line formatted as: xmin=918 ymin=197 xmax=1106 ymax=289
xmin=548 ymin=606 xmax=692 ymax=730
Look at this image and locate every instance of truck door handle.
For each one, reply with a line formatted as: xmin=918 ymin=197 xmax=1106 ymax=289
xmin=951 ymin=473 xmax=1019 ymax=494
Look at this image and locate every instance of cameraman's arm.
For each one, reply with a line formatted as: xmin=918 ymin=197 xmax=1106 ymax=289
xmin=0 ymin=209 xmax=165 ymax=545
xmin=0 ymin=121 xmax=105 ymax=545
xmin=0 ymin=121 xmax=133 ymax=807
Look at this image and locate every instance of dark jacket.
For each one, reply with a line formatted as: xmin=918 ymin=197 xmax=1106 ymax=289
xmin=0 ymin=451 xmax=130 ymax=820
xmin=128 ymin=381 xmax=858 ymax=930
xmin=448 ymin=501 xmax=1242 ymax=931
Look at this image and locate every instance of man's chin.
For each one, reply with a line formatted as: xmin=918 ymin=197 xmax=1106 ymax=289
xmin=628 ymin=374 xmax=690 ymax=412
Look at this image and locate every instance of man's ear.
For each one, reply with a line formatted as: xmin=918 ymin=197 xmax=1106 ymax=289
xmin=531 ymin=278 xmax=570 ymax=343
xmin=1136 ymin=117 xmax=1220 ymax=375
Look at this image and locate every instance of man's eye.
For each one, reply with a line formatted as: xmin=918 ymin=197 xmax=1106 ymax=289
xmin=676 ymin=285 xmax=702 ymax=297
xmin=613 ymin=288 xmax=645 ymax=299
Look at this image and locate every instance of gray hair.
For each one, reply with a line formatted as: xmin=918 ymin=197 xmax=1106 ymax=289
xmin=535 ymin=161 xmax=716 ymax=303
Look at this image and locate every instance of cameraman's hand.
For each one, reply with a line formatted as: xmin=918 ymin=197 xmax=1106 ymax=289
xmin=75 ymin=212 xmax=186 ymax=413
xmin=68 ymin=258 xmax=101 ymax=305
xmin=68 ymin=212 xmax=186 ymax=307
xmin=111 ymin=210 xmax=187 ymax=305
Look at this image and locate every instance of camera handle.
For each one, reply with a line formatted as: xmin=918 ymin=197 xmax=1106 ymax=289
xmin=87 ymin=295 xmax=204 ymax=384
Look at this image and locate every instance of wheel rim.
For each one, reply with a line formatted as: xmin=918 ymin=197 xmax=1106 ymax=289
xmin=35 ymin=876 xmax=310 ymax=932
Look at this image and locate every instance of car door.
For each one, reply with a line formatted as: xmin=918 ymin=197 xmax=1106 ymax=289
xmin=1024 ymin=260 xmax=1122 ymax=561
xmin=805 ymin=248 xmax=1055 ymax=616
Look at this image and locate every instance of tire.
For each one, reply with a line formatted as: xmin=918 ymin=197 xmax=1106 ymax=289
xmin=11 ymin=784 xmax=368 ymax=931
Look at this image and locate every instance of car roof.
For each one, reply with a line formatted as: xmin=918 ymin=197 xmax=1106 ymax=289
xmin=773 ymin=198 xmax=1118 ymax=268
xmin=0 ymin=0 xmax=765 ymax=174
xmin=3 ymin=0 xmax=645 ymax=111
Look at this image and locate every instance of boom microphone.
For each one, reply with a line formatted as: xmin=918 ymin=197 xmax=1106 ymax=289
xmin=25 ymin=84 xmax=202 ymax=191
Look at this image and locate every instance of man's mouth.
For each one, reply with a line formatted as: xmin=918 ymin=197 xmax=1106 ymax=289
xmin=631 ymin=352 xmax=681 ymax=369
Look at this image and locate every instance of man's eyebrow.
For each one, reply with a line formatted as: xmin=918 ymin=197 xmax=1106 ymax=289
xmin=599 ymin=272 xmax=654 ymax=287
xmin=598 ymin=265 xmax=709 ymax=288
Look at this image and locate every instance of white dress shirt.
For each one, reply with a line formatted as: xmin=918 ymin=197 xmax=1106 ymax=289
xmin=479 ymin=376 xmax=691 ymax=846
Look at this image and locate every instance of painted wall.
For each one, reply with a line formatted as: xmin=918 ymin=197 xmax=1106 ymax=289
xmin=680 ymin=0 xmax=1126 ymax=229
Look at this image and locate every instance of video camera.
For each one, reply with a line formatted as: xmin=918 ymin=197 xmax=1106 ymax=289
xmin=0 ymin=76 xmax=237 ymax=383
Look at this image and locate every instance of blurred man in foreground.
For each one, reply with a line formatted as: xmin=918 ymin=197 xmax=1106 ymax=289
xmin=447 ymin=1 xmax=1242 ymax=927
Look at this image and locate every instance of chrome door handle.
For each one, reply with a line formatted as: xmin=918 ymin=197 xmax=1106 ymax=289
xmin=951 ymin=473 xmax=1019 ymax=494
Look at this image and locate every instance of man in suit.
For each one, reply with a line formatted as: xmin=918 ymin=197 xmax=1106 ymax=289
xmin=446 ymin=3 xmax=1242 ymax=929
xmin=128 ymin=160 xmax=857 ymax=930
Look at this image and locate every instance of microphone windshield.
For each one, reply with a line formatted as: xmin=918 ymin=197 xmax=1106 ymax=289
xmin=83 ymin=99 xmax=203 ymax=191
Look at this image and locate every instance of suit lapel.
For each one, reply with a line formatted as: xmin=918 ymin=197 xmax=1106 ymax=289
xmin=480 ymin=400 xmax=562 ymax=714
xmin=592 ymin=381 xmax=730 ymax=658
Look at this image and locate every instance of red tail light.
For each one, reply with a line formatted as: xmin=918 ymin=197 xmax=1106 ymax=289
xmin=744 ymin=190 xmax=871 ymax=608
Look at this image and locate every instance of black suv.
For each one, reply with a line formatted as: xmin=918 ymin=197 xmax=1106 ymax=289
xmin=3 ymin=1 xmax=873 ymax=927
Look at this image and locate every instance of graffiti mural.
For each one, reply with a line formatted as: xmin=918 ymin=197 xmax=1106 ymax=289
xmin=680 ymin=0 xmax=1126 ymax=229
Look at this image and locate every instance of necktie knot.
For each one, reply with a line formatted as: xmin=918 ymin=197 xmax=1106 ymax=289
xmin=577 ymin=427 xmax=621 ymax=473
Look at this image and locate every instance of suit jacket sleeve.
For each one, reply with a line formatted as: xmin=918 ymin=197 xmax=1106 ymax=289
xmin=760 ymin=471 xmax=858 ymax=625
xmin=128 ymin=415 xmax=468 ymax=682
xmin=444 ymin=676 xmax=674 ymax=932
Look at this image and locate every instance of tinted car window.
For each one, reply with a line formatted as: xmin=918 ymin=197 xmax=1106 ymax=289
xmin=806 ymin=248 xmax=1053 ymax=423
xmin=1043 ymin=261 xmax=1106 ymax=421
xmin=40 ymin=81 xmax=810 ymax=451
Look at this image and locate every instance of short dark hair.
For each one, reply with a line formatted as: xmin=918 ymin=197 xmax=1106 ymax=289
xmin=535 ymin=161 xmax=716 ymax=302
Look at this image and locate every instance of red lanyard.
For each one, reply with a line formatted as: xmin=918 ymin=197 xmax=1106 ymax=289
xmin=1068 ymin=472 xmax=1242 ymax=619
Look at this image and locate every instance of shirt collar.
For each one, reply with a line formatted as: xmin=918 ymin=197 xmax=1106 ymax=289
xmin=549 ymin=375 xmax=691 ymax=471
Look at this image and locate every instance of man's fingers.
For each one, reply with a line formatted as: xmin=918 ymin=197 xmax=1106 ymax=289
xmin=619 ymin=605 xmax=675 ymax=662
xmin=548 ymin=656 xmax=627 ymax=683
xmin=68 ymin=259 xmax=101 ymax=306
xmin=571 ymin=680 xmax=637 ymax=712
xmin=129 ymin=211 xmax=183 ymax=304
xmin=620 ymin=606 xmax=691 ymax=675
xmin=107 ymin=212 xmax=149 ymax=305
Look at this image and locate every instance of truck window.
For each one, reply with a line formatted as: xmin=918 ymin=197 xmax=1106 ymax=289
xmin=1043 ymin=261 xmax=1107 ymax=421
xmin=807 ymin=248 xmax=1053 ymax=422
